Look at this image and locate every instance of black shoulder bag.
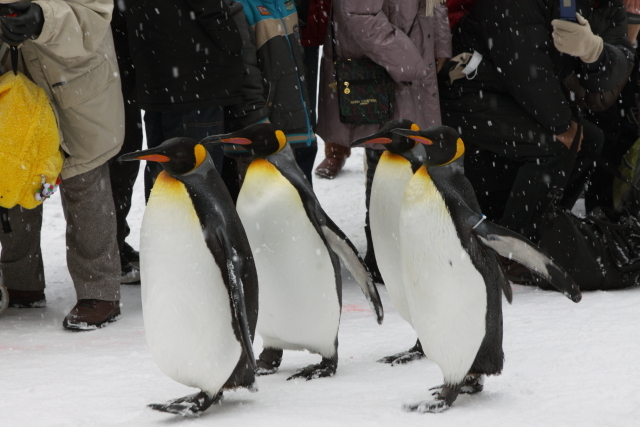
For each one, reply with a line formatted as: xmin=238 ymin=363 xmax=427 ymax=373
xmin=330 ymin=11 xmax=397 ymax=125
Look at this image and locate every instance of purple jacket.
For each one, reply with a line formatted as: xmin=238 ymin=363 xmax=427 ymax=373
xmin=316 ymin=0 xmax=451 ymax=148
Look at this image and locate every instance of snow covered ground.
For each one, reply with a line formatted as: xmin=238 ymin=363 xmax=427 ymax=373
xmin=1 ymin=139 xmax=639 ymax=427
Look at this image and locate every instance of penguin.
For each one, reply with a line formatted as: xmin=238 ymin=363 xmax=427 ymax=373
xmin=203 ymin=123 xmax=383 ymax=381
xmin=349 ymin=120 xmax=427 ymax=366
xmin=390 ymin=126 xmax=582 ymax=413
xmin=118 ymin=138 xmax=259 ymax=417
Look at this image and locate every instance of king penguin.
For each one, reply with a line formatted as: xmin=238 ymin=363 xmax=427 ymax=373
xmin=204 ymin=123 xmax=384 ymax=381
xmin=119 ymin=138 xmax=259 ymax=417
xmin=350 ymin=120 xmax=427 ymax=366
xmin=390 ymin=126 xmax=582 ymax=413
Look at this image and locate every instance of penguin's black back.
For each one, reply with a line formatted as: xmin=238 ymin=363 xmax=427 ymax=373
xmin=429 ymin=160 xmax=505 ymax=376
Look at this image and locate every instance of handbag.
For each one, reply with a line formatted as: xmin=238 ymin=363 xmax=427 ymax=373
xmin=330 ymin=12 xmax=396 ymax=125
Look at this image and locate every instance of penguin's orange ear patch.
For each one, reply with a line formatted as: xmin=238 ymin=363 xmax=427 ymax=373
xmin=193 ymin=144 xmax=207 ymax=169
xmin=138 ymin=154 xmax=170 ymax=163
xmin=410 ymin=123 xmax=420 ymax=131
xmin=408 ymin=136 xmax=433 ymax=145
xmin=221 ymin=138 xmax=252 ymax=145
xmin=275 ymin=130 xmax=287 ymax=151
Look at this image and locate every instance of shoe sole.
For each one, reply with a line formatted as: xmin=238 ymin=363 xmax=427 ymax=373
xmin=63 ymin=311 xmax=122 ymax=331
xmin=8 ymin=299 xmax=46 ymax=309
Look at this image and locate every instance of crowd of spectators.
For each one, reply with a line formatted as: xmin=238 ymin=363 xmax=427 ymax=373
xmin=0 ymin=0 xmax=638 ymax=329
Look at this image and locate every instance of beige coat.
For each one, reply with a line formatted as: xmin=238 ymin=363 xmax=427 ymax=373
xmin=316 ymin=0 xmax=451 ymax=148
xmin=0 ymin=0 xmax=123 ymax=179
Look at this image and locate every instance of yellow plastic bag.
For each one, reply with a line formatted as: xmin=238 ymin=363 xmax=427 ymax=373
xmin=0 ymin=71 xmax=63 ymax=209
xmin=613 ymin=137 xmax=640 ymax=211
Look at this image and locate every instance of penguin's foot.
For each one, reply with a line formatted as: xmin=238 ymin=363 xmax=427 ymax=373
xmin=256 ymin=348 xmax=283 ymax=376
xmin=377 ymin=339 xmax=425 ymax=366
xmin=287 ymin=357 xmax=337 ymax=381
xmin=148 ymin=390 xmax=222 ymax=417
xmin=404 ymin=385 xmax=459 ymax=414
xmin=430 ymin=374 xmax=484 ymax=395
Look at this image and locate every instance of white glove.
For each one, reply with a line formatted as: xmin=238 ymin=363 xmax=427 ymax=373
xmin=551 ymin=13 xmax=604 ymax=64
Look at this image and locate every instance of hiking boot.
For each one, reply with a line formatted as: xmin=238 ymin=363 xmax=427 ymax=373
xmin=63 ymin=299 xmax=121 ymax=331
xmin=499 ymin=257 xmax=533 ymax=284
xmin=7 ymin=289 xmax=46 ymax=308
xmin=315 ymin=142 xmax=350 ymax=179
xmin=122 ymin=242 xmax=139 ymax=267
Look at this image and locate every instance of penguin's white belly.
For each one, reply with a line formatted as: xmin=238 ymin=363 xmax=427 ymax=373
xmin=370 ymin=153 xmax=414 ymax=325
xmin=140 ymin=172 xmax=242 ymax=395
xmin=400 ymin=167 xmax=487 ymax=385
xmin=237 ymin=159 xmax=339 ymax=358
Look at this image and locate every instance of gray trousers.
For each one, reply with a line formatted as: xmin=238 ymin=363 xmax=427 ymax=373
xmin=0 ymin=163 xmax=120 ymax=301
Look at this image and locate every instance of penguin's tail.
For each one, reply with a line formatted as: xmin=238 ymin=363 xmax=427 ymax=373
xmin=148 ymin=390 xmax=222 ymax=417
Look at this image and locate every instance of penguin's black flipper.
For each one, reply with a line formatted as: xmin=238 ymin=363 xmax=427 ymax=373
xmin=267 ymin=146 xmax=384 ymax=323
xmin=149 ymin=390 xmax=222 ymax=417
xmin=320 ymin=219 xmax=384 ymax=324
xmin=216 ymin=227 xmax=257 ymax=371
xmin=469 ymin=214 xmax=582 ymax=303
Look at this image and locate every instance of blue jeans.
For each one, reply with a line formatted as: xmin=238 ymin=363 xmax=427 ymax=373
xmin=143 ymin=107 xmax=225 ymax=201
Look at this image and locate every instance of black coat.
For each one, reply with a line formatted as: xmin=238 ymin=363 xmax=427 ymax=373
xmin=124 ymin=0 xmax=245 ymax=111
xmin=446 ymin=0 xmax=634 ymax=135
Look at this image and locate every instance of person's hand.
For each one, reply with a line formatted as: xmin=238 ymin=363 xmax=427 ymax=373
xmin=555 ymin=121 xmax=583 ymax=151
xmin=0 ymin=1 xmax=44 ymax=46
xmin=551 ymin=13 xmax=603 ymax=64
xmin=436 ymin=57 xmax=448 ymax=73
xmin=624 ymin=0 xmax=640 ymax=14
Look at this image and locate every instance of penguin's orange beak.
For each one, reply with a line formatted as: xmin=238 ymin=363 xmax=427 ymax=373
xmin=136 ymin=154 xmax=171 ymax=162
xmin=406 ymin=136 xmax=433 ymax=145
xmin=221 ymin=137 xmax=253 ymax=145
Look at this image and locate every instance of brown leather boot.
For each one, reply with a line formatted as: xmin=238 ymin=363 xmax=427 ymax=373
xmin=7 ymin=289 xmax=46 ymax=308
xmin=63 ymin=299 xmax=121 ymax=331
xmin=314 ymin=142 xmax=351 ymax=179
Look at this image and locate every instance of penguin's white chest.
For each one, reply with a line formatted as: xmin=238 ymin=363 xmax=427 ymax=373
xmin=370 ymin=152 xmax=415 ymax=325
xmin=237 ymin=159 xmax=339 ymax=358
xmin=140 ymin=172 xmax=242 ymax=394
xmin=400 ymin=167 xmax=487 ymax=385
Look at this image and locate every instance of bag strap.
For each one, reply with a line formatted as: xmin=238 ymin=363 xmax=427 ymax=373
xmin=10 ymin=45 xmax=18 ymax=75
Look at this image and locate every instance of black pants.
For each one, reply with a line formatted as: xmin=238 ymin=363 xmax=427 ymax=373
xmin=109 ymin=17 xmax=143 ymax=254
xmin=441 ymin=92 xmax=604 ymax=241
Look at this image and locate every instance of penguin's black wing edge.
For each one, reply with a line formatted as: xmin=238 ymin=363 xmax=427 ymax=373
xmin=320 ymin=221 xmax=384 ymax=324
xmin=215 ymin=227 xmax=258 ymax=370
xmin=473 ymin=220 xmax=582 ymax=303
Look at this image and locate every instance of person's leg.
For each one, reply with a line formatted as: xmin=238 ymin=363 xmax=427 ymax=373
xmin=61 ymin=163 xmax=121 ymax=329
xmin=180 ymin=107 xmax=225 ymax=173
xmin=0 ymin=205 xmax=46 ymax=307
xmin=109 ymin=16 xmax=143 ymax=256
xmin=442 ymin=92 xmax=581 ymax=241
xmin=303 ymin=45 xmax=320 ymax=130
xmin=294 ymin=144 xmax=319 ymax=186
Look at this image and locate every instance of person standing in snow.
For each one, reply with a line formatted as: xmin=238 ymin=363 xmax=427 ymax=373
xmin=438 ymin=0 xmax=634 ymax=245
xmin=122 ymin=0 xmax=245 ymax=201
xmin=0 ymin=0 xmax=125 ymax=329
xmin=315 ymin=0 xmax=451 ymax=279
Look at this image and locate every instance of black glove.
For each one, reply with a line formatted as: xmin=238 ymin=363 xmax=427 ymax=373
xmin=0 ymin=2 xmax=45 ymax=45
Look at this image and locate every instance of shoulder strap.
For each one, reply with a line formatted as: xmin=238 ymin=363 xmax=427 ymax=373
xmin=548 ymin=121 xmax=582 ymax=207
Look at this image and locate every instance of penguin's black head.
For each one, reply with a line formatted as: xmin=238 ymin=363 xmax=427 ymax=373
xmin=118 ymin=137 xmax=207 ymax=175
xmin=202 ymin=123 xmax=287 ymax=159
xmin=349 ymin=119 xmax=421 ymax=154
xmin=392 ymin=126 xmax=464 ymax=166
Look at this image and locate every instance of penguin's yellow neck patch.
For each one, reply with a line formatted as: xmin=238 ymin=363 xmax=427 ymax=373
xmin=381 ymin=150 xmax=409 ymax=165
xmin=416 ymin=165 xmax=431 ymax=179
xmin=275 ymin=130 xmax=287 ymax=153
xmin=193 ymin=144 xmax=206 ymax=169
xmin=152 ymin=171 xmax=189 ymax=197
xmin=443 ymin=138 xmax=465 ymax=165
xmin=246 ymin=158 xmax=278 ymax=178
